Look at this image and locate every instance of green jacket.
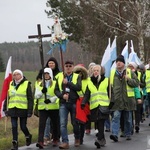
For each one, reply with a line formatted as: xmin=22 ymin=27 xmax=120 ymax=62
xmin=110 ymin=69 xmax=139 ymax=111
xmin=134 ymin=87 xmax=141 ymax=100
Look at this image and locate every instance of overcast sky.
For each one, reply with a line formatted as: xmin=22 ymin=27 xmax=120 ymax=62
xmin=0 ymin=0 xmax=53 ymax=43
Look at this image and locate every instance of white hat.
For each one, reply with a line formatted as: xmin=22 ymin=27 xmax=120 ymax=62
xmin=128 ymin=62 xmax=138 ymax=69
xmin=88 ymin=62 xmax=96 ymax=69
xmin=13 ymin=69 xmax=23 ymax=77
xmin=44 ymin=68 xmax=53 ymax=80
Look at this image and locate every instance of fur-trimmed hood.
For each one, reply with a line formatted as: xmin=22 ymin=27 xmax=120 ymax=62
xmin=73 ymin=65 xmax=88 ymax=80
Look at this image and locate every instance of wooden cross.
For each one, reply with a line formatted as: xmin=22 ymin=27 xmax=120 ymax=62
xmin=28 ymin=24 xmax=51 ymax=68
xmin=28 ymin=24 xmax=51 ymax=99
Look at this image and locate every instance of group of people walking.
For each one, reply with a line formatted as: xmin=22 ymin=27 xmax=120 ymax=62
xmin=3 ymin=55 xmax=150 ymax=149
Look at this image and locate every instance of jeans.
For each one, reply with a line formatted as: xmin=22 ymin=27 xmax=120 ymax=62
xmin=105 ymin=118 xmax=110 ymax=130
xmin=11 ymin=117 xmax=30 ymax=141
xmin=111 ymin=110 xmax=132 ymax=137
xmin=59 ymin=103 xmax=80 ymax=143
xmin=44 ymin=117 xmax=51 ymax=138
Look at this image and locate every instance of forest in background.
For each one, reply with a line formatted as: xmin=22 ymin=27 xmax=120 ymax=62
xmin=0 ymin=1 xmax=150 ymax=72
xmin=0 ymin=41 xmax=95 ymax=72
xmin=0 ymin=37 xmax=150 ymax=72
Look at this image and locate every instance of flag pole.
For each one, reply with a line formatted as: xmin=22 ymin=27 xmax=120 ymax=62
xmin=0 ymin=56 xmax=12 ymax=131
xmin=60 ymin=46 xmax=64 ymax=73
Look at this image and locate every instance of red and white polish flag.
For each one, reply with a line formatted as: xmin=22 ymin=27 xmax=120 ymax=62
xmin=0 ymin=56 xmax=12 ymax=118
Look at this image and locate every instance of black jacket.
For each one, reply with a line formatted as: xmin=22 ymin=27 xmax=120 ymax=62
xmin=54 ymin=72 xmax=81 ymax=104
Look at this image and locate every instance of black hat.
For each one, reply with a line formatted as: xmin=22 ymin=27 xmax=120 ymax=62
xmin=65 ymin=60 xmax=74 ymax=65
xmin=116 ymin=55 xmax=125 ymax=64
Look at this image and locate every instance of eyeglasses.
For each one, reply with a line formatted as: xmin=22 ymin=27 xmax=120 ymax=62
xmin=65 ymin=65 xmax=72 ymax=68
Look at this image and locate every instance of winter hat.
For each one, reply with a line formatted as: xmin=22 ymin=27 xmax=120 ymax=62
xmin=44 ymin=68 xmax=53 ymax=80
xmin=45 ymin=57 xmax=60 ymax=76
xmin=128 ymin=62 xmax=138 ymax=69
xmin=13 ymin=69 xmax=23 ymax=77
xmin=73 ymin=64 xmax=88 ymax=79
xmin=116 ymin=55 xmax=125 ymax=64
xmin=138 ymin=64 xmax=145 ymax=71
xmin=88 ymin=62 xmax=96 ymax=69
xmin=65 ymin=60 xmax=74 ymax=65
xmin=77 ymin=64 xmax=84 ymax=67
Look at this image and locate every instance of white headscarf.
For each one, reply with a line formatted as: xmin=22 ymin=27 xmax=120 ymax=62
xmin=44 ymin=68 xmax=53 ymax=80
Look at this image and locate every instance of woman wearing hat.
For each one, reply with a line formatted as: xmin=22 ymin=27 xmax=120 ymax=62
xmin=3 ymin=69 xmax=33 ymax=150
xmin=35 ymin=67 xmax=60 ymax=148
xmin=35 ymin=57 xmax=60 ymax=146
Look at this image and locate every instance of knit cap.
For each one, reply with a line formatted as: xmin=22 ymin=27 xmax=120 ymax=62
xmin=13 ymin=69 xmax=23 ymax=77
xmin=128 ymin=62 xmax=138 ymax=69
xmin=116 ymin=55 xmax=125 ymax=64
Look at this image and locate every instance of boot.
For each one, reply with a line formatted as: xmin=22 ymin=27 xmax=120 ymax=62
xmin=99 ymin=138 xmax=106 ymax=146
xmin=94 ymin=139 xmax=101 ymax=149
xmin=59 ymin=143 xmax=69 ymax=149
xmin=11 ymin=140 xmax=18 ymax=150
xmin=135 ymin=125 xmax=140 ymax=133
xmin=26 ymin=134 xmax=32 ymax=146
xmin=36 ymin=142 xmax=44 ymax=149
xmin=74 ymin=139 xmax=80 ymax=147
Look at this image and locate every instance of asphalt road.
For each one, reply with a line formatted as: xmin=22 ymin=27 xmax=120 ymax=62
xmin=19 ymin=118 xmax=150 ymax=150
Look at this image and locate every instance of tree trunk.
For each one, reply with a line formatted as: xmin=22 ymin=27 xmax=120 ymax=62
xmin=136 ymin=1 xmax=145 ymax=63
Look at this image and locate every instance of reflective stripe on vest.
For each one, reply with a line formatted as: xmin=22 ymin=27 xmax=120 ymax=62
xmin=37 ymin=81 xmax=59 ymax=110
xmin=137 ymin=71 xmax=141 ymax=81
xmin=88 ymin=78 xmax=109 ymax=110
xmin=8 ymin=81 xmax=28 ymax=109
xmin=77 ymin=78 xmax=90 ymax=97
xmin=57 ymin=72 xmax=79 ymax=91
xmin=110 ymin=69 xmax=134 ymax=97
xmin=137 ymin=71 xmax=143 ymax=95
xmin=146 ymin=70 xmax=150 ymax=92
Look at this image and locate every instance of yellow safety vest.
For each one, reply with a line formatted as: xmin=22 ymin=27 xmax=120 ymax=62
xmin=77 ymin=77 xmax=90 ymax=97
xmin=137 ymin=71 xmax=141 ymax=81
xmin=88 ymin=78 xmax=110 ymax=110
xmin=37 ymin=81 xmax=59 ymax=110
xmin=110 ymin=69 xmax=134 ymax=97
xmin=8 ymin=81 xmax=28 ymax=109
xmin=146 ymin=70 xmax=150 ymax=92
xmin=57 ymin=72 xmax=79 ymax=91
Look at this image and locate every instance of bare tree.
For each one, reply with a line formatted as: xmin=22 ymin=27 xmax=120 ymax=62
xmin=84 ymin=0 xmax=150 ymax=62
xmin=46 ymin=0 xmax=150 ymax=62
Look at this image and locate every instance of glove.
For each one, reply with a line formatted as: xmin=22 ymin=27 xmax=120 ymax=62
xmin=108 ymin=102 xmax=114 ymax=109
xmin=50 ymin=96 xmax=57 ymax=103
xmin=44 ymin=99 xmax=51 ymax=104
xmin=27 ymin=114 xmax=32 ymax=118
xmin=41 ymin=87 xmax=47 ymax=93
xmin=81 ymin=103 xmax=85 ymax=110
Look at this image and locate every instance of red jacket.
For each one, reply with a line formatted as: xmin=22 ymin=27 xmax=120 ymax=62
xmin=76 ymin=97 xmax=90 ymax=124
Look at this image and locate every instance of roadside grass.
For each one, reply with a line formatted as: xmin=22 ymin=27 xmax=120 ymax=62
xmin=0 ymin=116 xmax=74 ymax=150
xmin=0 ymin=71 xmax=74 ymax=150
